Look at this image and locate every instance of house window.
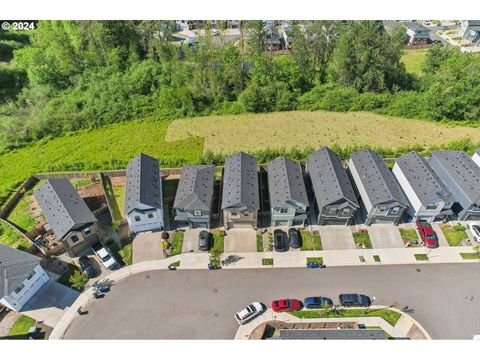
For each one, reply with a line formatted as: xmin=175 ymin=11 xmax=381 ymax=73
xmin=14 ymin=283 xmax=25 ymax=294
xmin=328 ymin=208 xmax=337 ymax=216
xmin=135 ymin=216 xmax=141 ymax=222
xmin=391 ymin=207 xmax=400 ymax=215
xmin=71 ymin=235 xmax=80 ymax=243
xmin=244 ymin=211 xmax=250 ymax=217
xmin=426 ymin=204 xmax=437 ymax=210
xmin=147 ymin=213 xmax=154 ymax=219
xmin=26 ymin=270 xmax=36 ymax=280
xmin=230 ymin=212 xmax=240 ymax=219
xmin=379 ymin=207 xmax=387 ymax=212
xmin=342 ymin=208 xmax=351 ymax=216
xmin=84 ymin=227 xmax=91 ymax=235
xmin=279 ymin=208 xmax=288 ymax=214
xmin=193 ymin=210 xmax=202 ymax=216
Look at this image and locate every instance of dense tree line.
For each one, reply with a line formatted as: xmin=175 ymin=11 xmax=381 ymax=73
xmin=0 ymin=20 xmax=479 ymax=154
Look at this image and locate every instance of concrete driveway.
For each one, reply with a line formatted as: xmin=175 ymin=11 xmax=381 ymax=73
xmin=319 ymin=226 xmax=356 ymax=250
xmin=181 ymin=229 xmax=203 ymax=253
xmin=224 ymin=229 xmax=257 ymax=253
xmin=133 ymin=232 xmax=166 ymax=263
xmin=20 ymin=279 xmax=79 ymax=328
xmin=368 ymin=224 xmax=405 ymax=249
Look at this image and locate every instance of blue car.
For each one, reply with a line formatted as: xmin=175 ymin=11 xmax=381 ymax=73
xmin=304 ymin=296 xmax=333 ymax=309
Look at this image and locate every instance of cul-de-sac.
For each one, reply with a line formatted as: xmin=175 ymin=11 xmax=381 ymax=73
xmin=1 ymin=19 xmax=480 ymax=341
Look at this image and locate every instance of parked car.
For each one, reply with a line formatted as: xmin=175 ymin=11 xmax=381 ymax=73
xmin=288 ymin=228 xmax=300 ymax=249
xmin=467 ymin=222 xmax=480 ymax=243
xmin=338 ymin=293 xmax=372 ymax=307
xmin=271 ymin=298 xmax=302 ymax=312
xmin=198 ymin=230 xmax=210 ymax=251
xmin=91 ymin=242 xmax=118 ymax=270
xmin=416 ymin=219 xmax=438 ymax=248
xmin=234 ymin=302 xmax=264 ymax=324
xmin=78 ymin=255 xmax=97 ymax=278
xmin=304 ymin=296 xmax=333 ymax=309
xmin=274 ymin=229 xmax=288 ymax=252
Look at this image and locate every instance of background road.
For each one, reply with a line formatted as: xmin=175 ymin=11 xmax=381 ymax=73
xmin=64 ymin=263 xmax=480 ymax=339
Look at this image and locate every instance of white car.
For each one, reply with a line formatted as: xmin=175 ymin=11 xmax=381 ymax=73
xmin=234 ymin=302 xmax=264 ymax=325
xmin=92 ymin=242 xmax=118 ymax=270
xmin=467 ymin=222 xmax=480 ymax=243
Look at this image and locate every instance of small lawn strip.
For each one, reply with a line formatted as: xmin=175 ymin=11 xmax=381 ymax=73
xmin=8 ymin=315 xmax=36 ymax=339
xmin=306 ymin=256 xmax=323 ymax=265
xmin=460 ymin=252 xmax=480 ymax=260
xmin=300 ymin=230 xmax=322 ymax=251
xmin=256 ymin=234 xmax=264 ymax=252
xmin=210 ymin=230 xmax=225 ymax=254
xmin=415 ymin=253 xmax=429 ymax=261
xmin=352 ymin=231 xmax=373 ymax=249
xmin=290 ymin=308 xmax=401 ymax=327
xmin=171 ymin=232 xmax=184 ymax=256
xmin=169 ymin=260 xmax=180 ymax=267
xmin=373 ymin=255 xmax=381 ymax=263
xmin=441 ymin=224 xmax=468 ymax=246
xmin=262 ymin=258 xmax=273 ymax=266
xmin=162 ymin=178 xmax=179 ymax=198
xmin=399 ymin=229 xmax=419 ymax=241
xmin=120 ymin=236 xmax=133 ymax=265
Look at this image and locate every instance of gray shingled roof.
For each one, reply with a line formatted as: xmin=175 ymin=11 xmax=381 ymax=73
xmin=267 ymin=157 xmax=308 ymax=208
xmin=124 ymin=153 xmax=162 ymax=215
xmin=350 ymin=149 xmax=408 ymax=206
xmin=221 ymin=152 xmax=259 ymax=211
xmin=279 ymin=329 xmax=387 ymax=340
xmin=404 ymin=21 xmax=429 ymax=32
xmin=307 ymin=147 xmax=359 ymax=211
xmin=173 ymin=165 xmax=215 ymax=211
xmin=475 ymin=148 xmax=480 ymax=156
xmin=34 ymin=179 xmax=97 ymax=240
xmin=430 ymin=150 xmax=480 ymax=204
xmin=395 ymin=151 xmax=453 ymax=204
xmin=0 ymin=244 xmax=42 ymax=298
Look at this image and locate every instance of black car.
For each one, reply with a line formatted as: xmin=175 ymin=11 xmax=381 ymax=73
xmin=338 ymin=293 xmax=372 ymax=307
xmin=78 ymin=255 xmax=97 ymax=278
xmin=198 ymin=230 xmax=210 ymax=251
xmin=274 ymin=229 xmax=288 ymax=252
xmin=288 ymin=228 xmax=301 ymax=249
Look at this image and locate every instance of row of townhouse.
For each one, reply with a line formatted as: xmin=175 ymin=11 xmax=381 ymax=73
xmin=30 ymin=148 xmax=480 ymax=259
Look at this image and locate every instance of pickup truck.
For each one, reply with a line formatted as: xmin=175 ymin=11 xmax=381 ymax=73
xmin=91 ymin=242 xmax=118 ymax=270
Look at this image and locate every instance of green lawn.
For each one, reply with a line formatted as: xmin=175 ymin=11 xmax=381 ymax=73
xmin=210 ymin=230 xmax=225 ymax=254
xmin=6 ymin=191 xmax=37 ymax=232
xmin=106 ymin=238 xmax=133 ymax=266
xmin=112 ymin=185 xmax=126 ymax=220
xmin=171 ymin=232 xmax=184 ymax=256
xmin=57 ymin=262 xmax=84 ymax=289
xmin=373 ymin=255 xmax=381 ymax=263
xmin=0 ymin=222 xmax=31 ymax=249
xmin=306 ymin=256 xmax=323 ymax=264
xmin=441 ymin=224 xmax=468 ymax=246
xmin=70 ymin=177 xmax=96 ymax=189
xmin=8 ymin=315 xmax=36 ymax=339
xmin=169 ymin=260 xmax=180 ymax=267
xmin=401 ymin=49 xmax=428 ymax=75
xmin=256 ymin=234 xmax=264 ymax=252
xmin=291 ymin=308 xmax=402 ymax=327
xmin=300 ymin=230 xmax=322 ymax=251
xmin=262 ymin=258 xmax=273 ymax=266
xmin=460 ymin=252 xmax=480 ymax=260
xmin=162 ymin=178 xmax=179 ymax=198
xmin=0 ymin=118 xmax=203 ymax=207
xmin=399 ymin=229 xmax=419 ymax=242
xmin=415 ymin=253 xmax=429 ymax=261
xmin=353 ymin=231 xmax=373 ymax=249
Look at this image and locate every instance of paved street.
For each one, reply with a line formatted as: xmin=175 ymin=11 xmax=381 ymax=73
xmin=64 ymin=263 xmax=480 ymax=340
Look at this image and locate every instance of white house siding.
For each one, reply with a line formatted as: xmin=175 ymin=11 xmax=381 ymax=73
xmin=473 ymin=152 xmax=480 ymax=168
xmin=0 ymin=264 xmax=49 ymax=311
xmin=348 ymin=159 xmax=373 ymax=213
xmin=127 ymin=208 xmax=164 ymax=234
xmin=392 ymin=163 xmax=422 ymax=217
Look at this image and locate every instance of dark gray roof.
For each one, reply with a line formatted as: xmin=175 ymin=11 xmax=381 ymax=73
xmin=430 ymin=150 xmax=480 ymax=204
xmin=279 ymin=329 xmax=387 ymax=340
xmin=350 ymin=149 xmax=408 ymax=206
xmin=465 ymin=20 xmax=480 ymax=28
xmin=124 ymin=153 xmax=162 ymax=215
xmin=173 ymin=165 xmax=215 ymax=211
xmin=404 ymin=21 xmax=429 ymax=32
xmin=267 ymin=157 xmax=308 ymax=208
xmin=475 ymin=148 xmax=480 ymax=156
xmin=395 ymin=151 xmax=453 ymax=204
xmin=0 ymin=244 xmax=42 ymax=298
xmin=221 ymin=152 xmax=259 ymax=210
xmin=307 ymin=147 xmax=359 ymax=211
xmin=34 ymin=179 xmax=97 ymax=240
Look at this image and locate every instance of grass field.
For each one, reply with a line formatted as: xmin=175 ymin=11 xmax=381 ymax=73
xmin=401 ymin=49 xmax=428 ymax=74
xmin=166 ymin=110 xmax=480 ymax=155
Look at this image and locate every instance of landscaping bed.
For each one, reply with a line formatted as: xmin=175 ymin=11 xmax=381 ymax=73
xmin=441 ymin=224 xmax=468 ymax=246
xmin=300 ymin=230 xmax=322 ymax=251
xmin=170 ymin=232 xmax=184 ymax=256
xmin=7 ymin=315 xmax=36 ymax=339
xmin=352 ymin=231 xmax=372 ymax=249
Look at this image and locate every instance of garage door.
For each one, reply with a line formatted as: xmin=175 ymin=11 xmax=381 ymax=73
xmin=192 ymin=222 xmax=208 ymax=229
xmin=274 ymin=220 xmax=289 ymax=227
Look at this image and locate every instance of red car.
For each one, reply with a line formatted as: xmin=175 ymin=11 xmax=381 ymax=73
xmin=271 ymin=298 xmax=302 ymax=312
xmin=416 ymin=219 xmax=437 ymax=248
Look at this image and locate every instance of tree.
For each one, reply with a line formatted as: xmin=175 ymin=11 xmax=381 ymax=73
xmin=422 ymin=44 xmax=457 ymax=75
xmin=69 ymin=270 xmax=88 ymax=290
xmin=331 ymin=21 xmax=410 ymax=92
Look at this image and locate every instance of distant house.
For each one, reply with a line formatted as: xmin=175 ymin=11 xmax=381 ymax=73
xmin=264 ymin=25 xmax=282 ymax=51
xmin=35 ymin=179 xmax=100 ymax=257
xmin=267 ymin=157 xmax=309 ymax=227
xmin=173 ymin=165 xmax=215 ymax=229
xmin=307 ymin=147 xmax=359 ymax=226
xmin=392 ymin=151 xmax=454 ymax=222
xmin=459 ymin=20 xmax=480 ymax=45
xmin=348 ymin=149 xmax=409 ymax=226
xmin=404 ymin=21 xmax=430 ymax=45
xmin=124 ymin=153 xmax=164 ymax=234
xmin=472 ymin=148 xmax=480 ymax=168
xmin=429 ymin=151 xmax=480 ymax=221
xmin=221 ymin=152 xmax=260 ymax=229
xmin=0 ymin=244 xmax=49 ymax=311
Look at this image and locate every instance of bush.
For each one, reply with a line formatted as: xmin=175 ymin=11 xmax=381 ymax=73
xmin=239 ymin=82 xmax=296 ymax=113
xmin=298 ymin=84 xmax=358 ymax=112
xmin=68 ymin=270 xmax=88 ymax=290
